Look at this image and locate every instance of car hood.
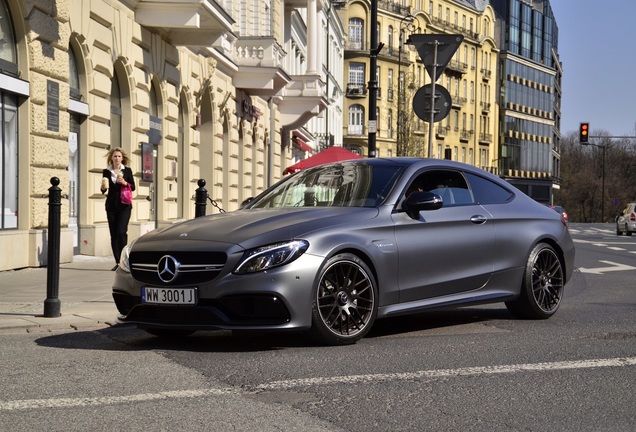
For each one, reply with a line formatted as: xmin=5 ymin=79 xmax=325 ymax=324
xmin=135 ymin=207 xmax=380 ymax=249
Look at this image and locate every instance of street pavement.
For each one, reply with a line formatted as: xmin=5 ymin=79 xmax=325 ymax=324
xmin=0 ymin=255 xmax=122 ymax=333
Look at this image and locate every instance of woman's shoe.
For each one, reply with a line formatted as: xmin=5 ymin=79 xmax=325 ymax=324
xmin=111 ymin=264 xmax=119 ymax=271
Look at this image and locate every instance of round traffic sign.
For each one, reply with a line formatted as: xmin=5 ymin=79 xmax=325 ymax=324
xmin=412 ymin=84 xmax=452 ymax=123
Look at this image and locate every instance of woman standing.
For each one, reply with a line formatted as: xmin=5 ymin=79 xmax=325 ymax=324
xmin=101 ymin=147 xmax=136 ymax=270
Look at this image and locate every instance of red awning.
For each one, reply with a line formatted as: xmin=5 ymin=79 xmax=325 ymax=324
xmin=293 ymin=137 xmax=313 ymax=154
xmin=283 ymin=146 xmax=363 ymax=175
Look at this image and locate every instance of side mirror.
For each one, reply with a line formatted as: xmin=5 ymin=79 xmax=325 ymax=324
xmin=402 ymin=191 xmax=443 ymax=219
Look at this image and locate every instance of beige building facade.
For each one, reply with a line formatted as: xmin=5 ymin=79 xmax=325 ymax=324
xmin=0 ymin=0 xmax=334 ymax=271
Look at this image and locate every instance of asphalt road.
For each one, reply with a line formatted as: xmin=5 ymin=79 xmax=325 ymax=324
xmin=1 ymin=223 xmax=635 ymax=431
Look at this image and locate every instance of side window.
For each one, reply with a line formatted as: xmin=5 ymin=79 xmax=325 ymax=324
xmin=406 ymin=170 xmax=474 ymax=206
xmin=464 ymin=172 xmax=514 ymax=204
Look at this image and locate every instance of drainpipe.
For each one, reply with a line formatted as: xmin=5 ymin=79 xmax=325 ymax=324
xmin=268 ymin=97 xmax=275 ymax=187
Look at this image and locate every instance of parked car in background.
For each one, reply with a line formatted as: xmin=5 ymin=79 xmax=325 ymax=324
xmin=548 ymin=205 xmax=568 ymax=226
xmin=112 ymin=158 xmax=576 ymax=345
xmin=616 ymin=202 xmax=636 ymax=236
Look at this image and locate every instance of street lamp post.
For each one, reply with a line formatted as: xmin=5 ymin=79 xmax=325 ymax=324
xmin=583 ymin=142 xmax=606 ymax=222
xmin=397 ymin=14 xmax=415 ymax=156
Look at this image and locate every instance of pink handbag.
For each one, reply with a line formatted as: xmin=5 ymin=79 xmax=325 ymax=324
xmin=120 ymin=183 xmax=132 ymax=205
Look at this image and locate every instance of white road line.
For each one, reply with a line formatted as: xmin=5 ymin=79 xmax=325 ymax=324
xmin=254 ymin=357 xmax=636 ymax=390
xmin=1 ymin=357 xmax=635 ymax=411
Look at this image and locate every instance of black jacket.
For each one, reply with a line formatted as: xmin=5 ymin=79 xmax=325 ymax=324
xmin=102 ymin=167 xmax=136 ymax=212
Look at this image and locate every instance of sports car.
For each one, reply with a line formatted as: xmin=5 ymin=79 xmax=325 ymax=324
xmin=112 ymin=158 xmax=575 ymax=345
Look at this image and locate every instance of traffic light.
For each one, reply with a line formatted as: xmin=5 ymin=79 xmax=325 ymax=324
xmin=579 ymin=122 xmax=590 ymax=144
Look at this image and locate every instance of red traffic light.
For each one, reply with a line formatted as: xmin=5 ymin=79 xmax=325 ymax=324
xmin=579 ymin=122 xmax=589 ymax=143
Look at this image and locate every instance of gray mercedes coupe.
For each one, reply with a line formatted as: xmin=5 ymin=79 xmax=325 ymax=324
xmin=112 ymin=158 xmax=575 ymax=345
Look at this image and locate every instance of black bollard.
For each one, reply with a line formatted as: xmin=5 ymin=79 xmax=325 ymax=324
xmin=195 ymin=179 xmax=207 ymax=218
xmin=44 ymin=177 xmax=61 ymax=317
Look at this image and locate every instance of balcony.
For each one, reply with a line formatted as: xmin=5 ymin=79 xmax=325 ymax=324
xmin=447 ymin=60 xmax=467 ymax=74
xmin=233 ymin=37 xmax=290 ymax=97
xmin=481 ymin=102 xmax=491 ymax=113
xmin=460 ymin=129 xmax=473 ymax=142
xmin=346 ymin=83 xmax=367 ymax=98
xmin=479 ymin=133 xmax=493 ymax=143
xmin=481 ymin=68 xmax=492 ymax=81
xmin=278 ymin=74 xmax=327 ymax=128
xmin=451 ymin=96 xmax=467 ymax=108
xmin=436 ymin=126 xmax=449 ymax=138
xmin=378 ymin=0 xmax=410 ymax=16
xmin=131 ymin=0 xmax=234 ymax=46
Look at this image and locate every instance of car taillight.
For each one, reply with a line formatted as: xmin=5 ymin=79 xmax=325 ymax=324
xmin=631 ymin=213 xmax=635 ymax=221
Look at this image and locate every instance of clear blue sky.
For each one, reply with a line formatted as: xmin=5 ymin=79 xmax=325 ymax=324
xmin=550 ymin=1 xmax=636 ymax=136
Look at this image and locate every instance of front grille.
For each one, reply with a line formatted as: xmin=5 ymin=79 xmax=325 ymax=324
xmin=130 ymin=251 xmax=227 ymax=286
xmin=120 ymin=295 xmax=291 ymax=327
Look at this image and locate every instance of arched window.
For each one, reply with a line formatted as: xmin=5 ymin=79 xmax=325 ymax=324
xmin=0 ymin=0 xmax=17 ymax=74
xmin=69 ymin=47 xmax=81 ymax=100
xmin=110 ymin=71 xmax=122 ymax=148
xmin=1 ymin=0 xmax=18 ymax=229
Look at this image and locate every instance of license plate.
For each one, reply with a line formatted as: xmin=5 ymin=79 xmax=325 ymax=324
xmin=141 ymin=287 xmax=197 ymax=305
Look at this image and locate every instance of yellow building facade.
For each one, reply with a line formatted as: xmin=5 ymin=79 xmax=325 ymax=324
xmin=341 ymin=0 xmax=499 ymax=172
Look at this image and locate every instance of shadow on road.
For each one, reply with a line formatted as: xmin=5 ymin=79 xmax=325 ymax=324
xmin=34 ymin=307 xmax=514 ymax=353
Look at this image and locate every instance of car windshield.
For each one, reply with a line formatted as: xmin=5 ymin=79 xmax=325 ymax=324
xmin=249 ymin=162 xmax=404 ymax=208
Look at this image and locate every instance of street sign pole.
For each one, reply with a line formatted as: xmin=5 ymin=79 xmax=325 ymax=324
xmin=427 ymin=41 xmax=439 ymax=158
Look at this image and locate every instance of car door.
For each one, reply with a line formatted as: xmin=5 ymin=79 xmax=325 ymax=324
xmin=392 ymin=169 xmax=496 ymax=302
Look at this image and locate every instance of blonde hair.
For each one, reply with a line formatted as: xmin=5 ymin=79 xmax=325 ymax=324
xmin=105 ymin=147 xmax=131 ymax=166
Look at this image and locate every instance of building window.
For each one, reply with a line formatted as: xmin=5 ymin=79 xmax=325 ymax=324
xmin=0 ymin=92 xmax=18 ymax=229
xmin=0 ymin=1 xmax=18 ymax=229
xmin=0 ymin=0 xmax=17 ymax=74
xmin=349 ymin=18 xmax=364 ymax=50
xmin=348 ymin=62 xmax=365 ymax=94
xmin=348 ymin=104 xmax=365 ymax=135
xmin=69 ymin=47 xmax=81 ymax=101
xmin=110 ymin=71 xmax=122 ymax=149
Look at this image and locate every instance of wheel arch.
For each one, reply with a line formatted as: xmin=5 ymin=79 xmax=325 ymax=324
xmin=533 ymin=237 xmax=567 ymax=280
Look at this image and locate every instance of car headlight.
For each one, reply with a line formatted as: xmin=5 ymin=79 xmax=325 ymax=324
xmin=234 ymin=240 xmax=309 ymax=274
xmin=118 ymin=240 xmax=136 ymax=273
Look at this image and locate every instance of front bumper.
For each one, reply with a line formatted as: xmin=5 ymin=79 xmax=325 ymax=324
xmin=112 ymin=253 xmax=324 ymax=331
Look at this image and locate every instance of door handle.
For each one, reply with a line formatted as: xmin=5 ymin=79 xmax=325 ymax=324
xmin=470 ymin=215 xmax=487 ymax=224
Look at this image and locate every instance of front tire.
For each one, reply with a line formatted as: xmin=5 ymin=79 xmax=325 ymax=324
xmin=506 ymin=243 xmax=564 ymax=319
xmin=310 ymin=253 xmax=378 ymax=345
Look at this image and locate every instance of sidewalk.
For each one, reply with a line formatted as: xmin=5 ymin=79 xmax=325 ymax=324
xmin=0 ymin=255 xmax=122 ymax=333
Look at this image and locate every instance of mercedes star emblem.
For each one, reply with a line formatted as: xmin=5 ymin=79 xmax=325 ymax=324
xmin=157 ymin=255 xmax=179 ymax=283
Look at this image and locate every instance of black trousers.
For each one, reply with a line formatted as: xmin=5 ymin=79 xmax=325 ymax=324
xmin=106 ymin=206 xmax=132 ymax=263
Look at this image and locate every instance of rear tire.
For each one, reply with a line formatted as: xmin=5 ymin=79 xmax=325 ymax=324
xmin=506 ymin=243 xmax=564 ymax=319
xmin=626 ymin=224 xmax=633 ymax=236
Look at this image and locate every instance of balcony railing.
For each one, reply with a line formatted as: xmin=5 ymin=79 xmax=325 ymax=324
xmin=235 ymin=37 xmax=285 ymax=68
xmin=436 ymin=126 xmax=450 ymax=138
xmin=479 ymin=133 xmax=493 ymax=143
xmin=429 ymin=17 xmax=480 ymax=41
xmin=346 ymin=83 xmax=367 ymax=97
xmin=378 ymin=0 xmax=410 ymax=16
xmin=348 ymin=124 xmax=365 ymax=136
